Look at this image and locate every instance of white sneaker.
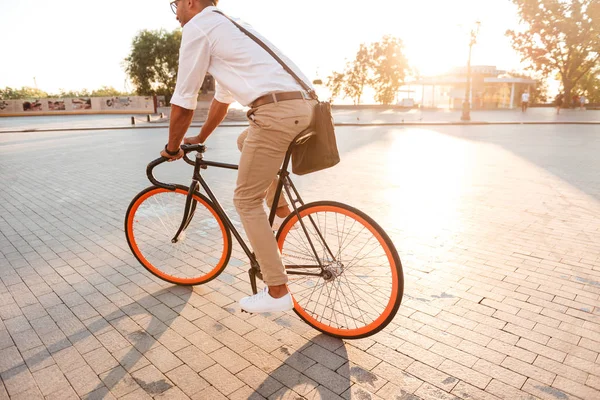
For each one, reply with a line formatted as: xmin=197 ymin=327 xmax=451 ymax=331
xmin=239 ymin=287 xmax=293 ymax=313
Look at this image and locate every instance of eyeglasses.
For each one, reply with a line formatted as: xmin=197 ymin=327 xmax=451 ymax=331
xmin=170 ymin=0 xmax=180 ymax=14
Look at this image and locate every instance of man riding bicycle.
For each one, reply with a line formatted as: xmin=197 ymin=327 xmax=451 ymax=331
xmin=161 ymin=0 xmax=317 ymax=313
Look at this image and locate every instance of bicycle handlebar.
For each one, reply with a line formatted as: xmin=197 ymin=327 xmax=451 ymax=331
xmin=146 ymin=144 xmax=206 ymax=190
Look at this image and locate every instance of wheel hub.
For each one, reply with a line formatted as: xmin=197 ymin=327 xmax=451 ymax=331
xmin=323 ymin=261 xmax=344 ymax=282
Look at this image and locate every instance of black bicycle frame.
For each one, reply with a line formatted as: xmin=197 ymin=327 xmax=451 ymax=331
xmin=148 ymin=144 xmax=337 ymax=294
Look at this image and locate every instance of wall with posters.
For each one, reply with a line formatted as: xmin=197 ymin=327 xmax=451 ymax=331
xmin=0 ymin=96 xmax=156 ymax=117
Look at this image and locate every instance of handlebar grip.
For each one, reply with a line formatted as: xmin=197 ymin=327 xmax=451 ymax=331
xmin=146 ymin=157 xmax=176 ymax=191
xmin=145 ymin=144 xmax=206 ymax=189
xmin=181 ymin=143 xmax=206 ymax=153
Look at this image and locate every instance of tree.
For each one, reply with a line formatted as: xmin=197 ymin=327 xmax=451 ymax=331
xmin=0 ymin=86 xmax=131 ymax=99
xmin=326 ymin=44 xmax=372 ymax=104
xmin=507 ymin=0 xmax=600 ymax=107
xmin=124 ymin=29 xmax=182 ymax=102
xmin=371 ymin=36 xmax=410 ymax=105
xmin=91 ymin=86 xmax=128 ymax=97
xmin=343 ymin=44 xmax=372 ymax=104
xmin=325 ymin=37 xmax=409 ymax=105
xmin=575 ymin=68 xmax=600 ymax=103
xmin=0 ymin=86 xmax=48 ymax=99
xmin=326 ymin=71 xmax=345 ymax=101
xmin=53 ymin=89 xmax=91 ymax=98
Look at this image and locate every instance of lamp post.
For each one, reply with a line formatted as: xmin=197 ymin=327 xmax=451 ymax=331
xmin=461 ymin=21 xmax=480 ymax=122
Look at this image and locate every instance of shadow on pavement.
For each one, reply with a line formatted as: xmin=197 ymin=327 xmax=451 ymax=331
xmin=1 ymin=287 xmax=193 ymax=398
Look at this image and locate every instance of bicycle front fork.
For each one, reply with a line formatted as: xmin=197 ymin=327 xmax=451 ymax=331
xmin=171 ymin=181 xmax=199 ymax=243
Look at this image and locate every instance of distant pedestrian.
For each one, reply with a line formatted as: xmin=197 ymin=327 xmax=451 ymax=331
xmin=579 ymin=94 xmax=586 ymax=110
xmin=521 ymin=90 xmax=530 ymax=112
xmin=555 ymin=93 xmax=564 ymax=115
xmin=572 ymin=94 xmax=579 ymax=108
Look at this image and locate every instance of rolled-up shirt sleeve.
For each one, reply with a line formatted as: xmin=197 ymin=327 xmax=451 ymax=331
xmin=170 ymin=26 xmax=211 ymax=110
xmin=214 ymin=81 xmax=235 ymax=104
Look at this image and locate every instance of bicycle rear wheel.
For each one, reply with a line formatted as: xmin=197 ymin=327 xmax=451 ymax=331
xmin=125 ymin=186 xmax=231 ymax=285
xmin=276 ymin=201 xmax=403 ymax=339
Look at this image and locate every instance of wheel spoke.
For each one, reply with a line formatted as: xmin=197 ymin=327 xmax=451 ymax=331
xmin=127 ymin=189 xmax=229 ymax=284
xmin=280 ymin=203 xmax=402 ymax=338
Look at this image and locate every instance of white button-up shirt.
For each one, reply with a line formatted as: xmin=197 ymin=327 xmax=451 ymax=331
xmin=170 ymin=6 xmax=313 ymax=109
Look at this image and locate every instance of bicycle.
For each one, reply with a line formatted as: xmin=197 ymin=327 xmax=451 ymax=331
xmin=124 ymin=132 xmax=404 ymax=339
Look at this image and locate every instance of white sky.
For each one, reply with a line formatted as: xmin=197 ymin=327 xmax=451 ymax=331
xmin=1 ymin=0 xmax=527 ymax=94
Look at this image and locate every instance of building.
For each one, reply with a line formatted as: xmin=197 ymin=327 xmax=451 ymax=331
xmin=404 ymin=66 xmax=536 ymax=109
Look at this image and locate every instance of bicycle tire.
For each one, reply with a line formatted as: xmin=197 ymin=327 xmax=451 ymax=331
xmin=276 ymin=201 xmax=403 ymax=339
xmin=125 ymin=185 xmax=232 ymax=285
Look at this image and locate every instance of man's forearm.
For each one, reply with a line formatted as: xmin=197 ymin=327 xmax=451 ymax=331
xmin=197 ymin=99 xmax=230 ymax=143
xmin=167 ymin=105 xmax=195 ymax=152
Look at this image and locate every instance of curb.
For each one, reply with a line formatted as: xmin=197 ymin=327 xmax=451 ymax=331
xmin=1 ymin=120 xmax=599 ymax=134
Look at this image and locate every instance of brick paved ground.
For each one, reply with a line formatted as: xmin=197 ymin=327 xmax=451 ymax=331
xmin=0 ymin=122 xmax=599 ymax=399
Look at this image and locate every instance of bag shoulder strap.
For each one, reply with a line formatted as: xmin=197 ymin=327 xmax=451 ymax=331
xmin=213 ymin=10 xmax=318 ymax=100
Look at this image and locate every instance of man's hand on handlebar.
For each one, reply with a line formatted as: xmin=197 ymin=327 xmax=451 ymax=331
xmin=160 ymin=145 xmax=184 ymax=162
xmin=183 ymin=135 xmax=203 ymax=145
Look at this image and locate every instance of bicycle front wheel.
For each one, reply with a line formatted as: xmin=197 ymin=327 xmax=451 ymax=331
xmin=125 ymin=186 xmax=231 ymax=285
xmin=277 ymin=201 xmax=403 ymax=339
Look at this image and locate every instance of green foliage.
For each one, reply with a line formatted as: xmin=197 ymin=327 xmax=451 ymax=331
xmin=54 ymin=89 xmax=91 ymax=98
xmin=326 ymin=36 xmax=410 ymax=105
xmin=371 ymin=36 xmax=410 ymax=105
xmin=326 ymin=72 xmax=346 ymax=102
xmin=0 ymin=86 xmax=130 ymax=100
xmin=91 ymin=86 xmax=129 ymax=97
xmin=124 ymin=29 xmax=182 ymax=102
xmin=507 ymin=0 xmax=600 ymax=106
xmin=0 ymin=86 xmax=49 ymax=100
xmin=344 ymin=44 xmax=373 ymax=104
xmin=575 ymin=69 xmax=600 ymax=103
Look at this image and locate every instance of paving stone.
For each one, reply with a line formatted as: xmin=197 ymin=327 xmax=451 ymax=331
xmin=165 ymin=364 xmax=210 ymax=396
xmin=199 ymin=364 xmax=245 ymax=396
xmin=532 ymin=355 xmax=589 ymax=384
xmin=64 ymin=364 xmax=102 ymax=396
xmin=472 ymin=358 xmax=526 ymax=389
xmin=143 ymin=344 xmax=184 ymax=373
xmin=521 ymin=378 xmax=575 ymax=400
xmin=98 ymin=366 xmax=141 ymax=397
xmin=236 ymin=365 xmax=284 ymax=397
xmin=0 ymin=363 xmax=38 ymax=396
xmin=21 ymin=345 xmax=55 ymax=372
xmin=209 ymin=346 xmax=251 ymax=374
xmin=84 ymin=386 xmax=118 ymax=400
xmin=451 ymin=381 xmax=501 ymax=400
xmin=45 ymin=386 xmax=80 ymax=400
xmin=302 ymin=343 xmax=347 ymax=371
xmin=414 ymin=382 xmax=461 ymax=400
xmin=271 ymin=364 xmax=318 ymax=396
xmin=31 ymin=364 xmax=71 ymax=396
xmin=553 ymin=375 xmax=600 ymax=399
xmin=0 ymin=346 xmax=24 ymax=374
xmin=9 ymin=387 xmax=44 ymax=400
xmin=229 ymin=385 xmax=267 ymax=400
xmin=191 ymin=385 xmax=228 ymax=400
xmin=131 ymin=364 xmax=174 ymax=396
xmin=376 ymin=381 xmax=423 ymax=400
xmin=501 ymin=357 xmax=557 ymax=386
xmin=405 ymin=360 xmax=458 ymax=392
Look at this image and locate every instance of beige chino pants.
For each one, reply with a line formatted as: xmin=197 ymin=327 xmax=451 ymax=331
xmin=234 ymin=98 xmax=316 ymax=286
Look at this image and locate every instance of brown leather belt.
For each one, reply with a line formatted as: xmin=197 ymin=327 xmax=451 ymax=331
xmin=250 ymin=91 xmax=311 ymax=108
